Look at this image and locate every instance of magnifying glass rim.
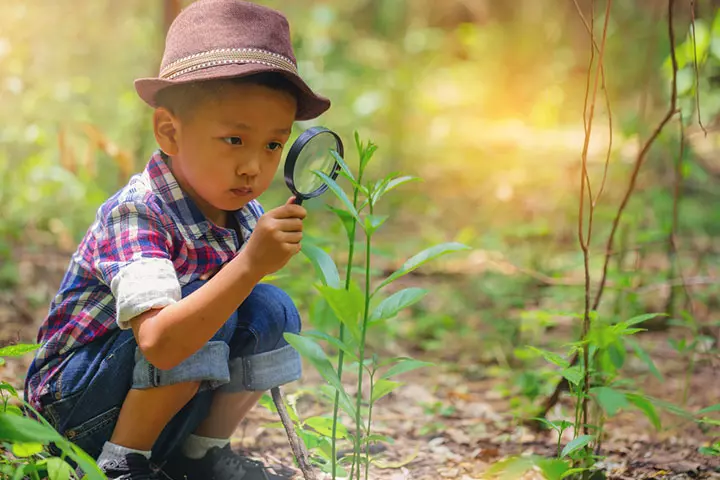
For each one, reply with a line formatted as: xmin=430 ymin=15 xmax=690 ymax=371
xmin=284 ymin=126 xmax=343 ymax=201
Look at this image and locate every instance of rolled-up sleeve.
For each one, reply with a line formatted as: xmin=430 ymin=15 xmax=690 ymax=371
xmin=94 ymin=202 xmax=181 ymax=330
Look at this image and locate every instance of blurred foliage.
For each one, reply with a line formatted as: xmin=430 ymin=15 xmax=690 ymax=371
xmin=0 ymin=1 xmax=718 ymax=400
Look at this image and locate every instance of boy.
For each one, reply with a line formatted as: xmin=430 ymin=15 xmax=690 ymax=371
xmin=24 ymin=1 xmax=331 ymax=479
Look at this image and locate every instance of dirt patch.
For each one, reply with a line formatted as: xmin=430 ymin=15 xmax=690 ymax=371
xmin=1 ymin=247 xmax=719 ymax=480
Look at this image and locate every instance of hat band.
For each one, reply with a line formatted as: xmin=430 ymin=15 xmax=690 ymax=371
xmin=160 ymin=48 xmax=298 ymax=80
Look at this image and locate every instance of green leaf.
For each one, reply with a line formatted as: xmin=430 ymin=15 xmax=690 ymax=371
xmin=626 ymin=393 xmax=662 ymax=430
xmin=607 ymin=341 xmax=626 ymax=369
xmin=699 ymin=446 xmax=720 ymax=456
xmin=561 ymin=366 xmax=584 ymax=387
xmin=316 ymin=284 xmax=363 ymax=342
xmin=485 ymin=456 xmax=535 ymax=479
xmin=258 ymin=393 xmax=278 ymax=413
xmin=561 ymin=468 xmax=590 ymax=479
xmin=646 ymin=395 xmax=694 ymax=419
xmin=370 ymin=175 xmax=419 ymax=205
xmin=356 ymin=134 xmax=378 ymax=176
xmin=625 ymin=338 xmax=663 ymax=381
xmin=0 ymin=383 xmax=18 ymax=398
xmin=381 ymin=358 xmax=433 ymax=379
xmin=3 ymin=405 xmax=23 ymax=416
xmin=621 ymin=313 xmax=665 ymax=328
xmin=46 ymin=457 xmax=73 ymax=480
xmin=328 ymin=206 xmax=356 ymax=243
xmin=12 ymin=442 xmax=44 ymax=457
xmin=536 ymin=458 xmax=570 ymax=480
xmin=376 ymin=242 xmax=470 ymax=293
xmin=0 ymin=344 xmax=40 ymax=358
xmin=0 ymin=412 xmax=62 ymax=443
xmin=364 ymin=214 xmax=388 ymax=235
xmin=591 ymin=387 xmax=628 ymax=416
xmin=284 ymin=333 xmax=356 ymax=418
xmin=711 ymin=10 xmax=720 ymax=60
xmin=370 ymin=288 xmax=428 ymax=324
xmin=303 ymin=330 xmax=359 ymax=362
xmin=314 ymin=171 xmax=361 ymax=223
xmin=329 ymin=150 xmax=357 ymax=184
xmin=530 ymin=417 xmax=560 ymax=432
xmin=699 ymin=417 xmax=720 ymax=426
xmin=698 ymin=404 xmax=720 ymax=415
xmin=301 ymin=243 xmax=341 ymax=288
xmin=371 ymin=379 xmax=403 ymax=403
xmin=525 ymin=346 xmax=570 ymax=368
xmin=63 ymin=442 xmax=106 ymax=480
xmin=304 ymin=416 xmax=349 ymax=439
xmin=561 ymin=434 xmax=594 ymax=458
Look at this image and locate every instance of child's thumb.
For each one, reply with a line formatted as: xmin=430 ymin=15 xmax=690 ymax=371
xmin=285 ymin=196 xmax=297 ymax=206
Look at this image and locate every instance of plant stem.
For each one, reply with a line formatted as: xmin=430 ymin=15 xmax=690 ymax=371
xmin=557 ymin=427 xmax=563 ymax=457
xmin=29 ymin=460 xmax=41 ymax=480
xmin=683 ymin=352 xmax=695 ymax=407
xmin=355 ymin=219 xmax=373 ymax=480
xmin=365 ymin=369 xmax=376 ymax=480
xmin=333 ymin=184 xmax=362 ymax=480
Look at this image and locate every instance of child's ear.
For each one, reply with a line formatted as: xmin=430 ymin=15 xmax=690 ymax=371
xmin=153 ymin=107 xmax=180 ymax=156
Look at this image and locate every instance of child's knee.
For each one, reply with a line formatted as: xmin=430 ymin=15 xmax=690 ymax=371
xmin=245 ymin=283 xmax=301 ymax=334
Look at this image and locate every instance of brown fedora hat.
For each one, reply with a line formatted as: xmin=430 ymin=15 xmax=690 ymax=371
xmin=134 ymin=0 xmax=330 ymax=120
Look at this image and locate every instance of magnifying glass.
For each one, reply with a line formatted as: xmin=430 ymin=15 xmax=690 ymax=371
xmin=284 ymin=126 xmax=343 ymax=206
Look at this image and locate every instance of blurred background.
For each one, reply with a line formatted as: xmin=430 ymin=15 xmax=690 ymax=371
xmin=0 ymin=0 xmax=719 ymax=453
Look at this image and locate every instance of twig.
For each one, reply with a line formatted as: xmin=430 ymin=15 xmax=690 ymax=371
xmin=271 ymin=387 xmax=317 ymax=480
xmin=592 ymin=0 xmax=679 ymax=313
xmin=532 ymin=0 xmax=680 ymax=426
xmin=688 ymin=0 xmax=708 ymax=135
xmin=571 ymin=0 xmax=614 ymax=205
xmin=573 ymin=0 xmax=613 ymax=436
xmin=665 ymin=111 xmax=696 ymax=315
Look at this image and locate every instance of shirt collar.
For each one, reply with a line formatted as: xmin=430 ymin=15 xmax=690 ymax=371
xmin=145 ymin=151 xmax=260 ymax=242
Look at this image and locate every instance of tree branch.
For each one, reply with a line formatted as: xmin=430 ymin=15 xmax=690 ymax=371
xmin=271 ymin=387 xmax=317 ymax=480
xmin=531 ymin=0 xmax=680 ymax=427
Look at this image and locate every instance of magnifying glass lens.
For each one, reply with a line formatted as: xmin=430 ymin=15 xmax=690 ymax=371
xmin=292 ymin=132 xmax=338 ymax=195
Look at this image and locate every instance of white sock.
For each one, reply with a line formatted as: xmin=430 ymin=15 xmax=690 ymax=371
xmin=97 ymin=441 xmax=151 ymax=466
xmin=181 ymin=434 xmax=230 ymax=459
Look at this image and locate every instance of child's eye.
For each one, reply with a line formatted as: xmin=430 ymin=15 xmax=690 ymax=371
xmin=222 ymin=137 xmax=243 ymax=146
xmin=267 ymin=142 xmax=283 ymax=151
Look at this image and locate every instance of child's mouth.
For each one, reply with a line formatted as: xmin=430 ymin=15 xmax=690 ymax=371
xmin=231 ymin=188 xmax=253 ymax=196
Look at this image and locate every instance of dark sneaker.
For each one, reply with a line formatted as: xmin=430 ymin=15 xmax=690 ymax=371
xmin=161 ymin=444 xmax=288 ymax=480
xmin=97 ymin=453 xmax=159 ymax=479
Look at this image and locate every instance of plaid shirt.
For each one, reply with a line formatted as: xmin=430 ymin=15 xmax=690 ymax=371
xmin=25 ymin=151 xmax=264 ymax=408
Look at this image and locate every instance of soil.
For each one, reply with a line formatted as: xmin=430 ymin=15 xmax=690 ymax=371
xmin=1 ymin=246 xmax=719 ymax=480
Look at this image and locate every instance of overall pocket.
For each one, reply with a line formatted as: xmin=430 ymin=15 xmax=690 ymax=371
xmin=62 ymin=406 xmax=121 ymax=459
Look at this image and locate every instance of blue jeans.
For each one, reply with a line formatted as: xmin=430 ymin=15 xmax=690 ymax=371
xmin=37 ymin=281 xmax=302 ymax=462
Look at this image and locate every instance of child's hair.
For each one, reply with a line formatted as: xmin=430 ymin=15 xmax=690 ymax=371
xmin=155 ymin=72 xmax=300 ymax=120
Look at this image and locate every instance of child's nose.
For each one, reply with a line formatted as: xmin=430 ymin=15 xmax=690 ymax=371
xmin=237 ymin=153 xmax=261 ymax=177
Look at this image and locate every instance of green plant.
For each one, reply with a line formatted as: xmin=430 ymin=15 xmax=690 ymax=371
xmin=666 ymin=312 xmax=716 ymax=407
xmin=0 ymin=343 xmax=106 ymax=480
xmin=282 ymin=133 xmax=469 ymax=479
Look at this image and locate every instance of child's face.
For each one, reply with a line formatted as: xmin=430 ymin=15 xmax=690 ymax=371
xmin=157 ymin=82 xmax=297 ymax=223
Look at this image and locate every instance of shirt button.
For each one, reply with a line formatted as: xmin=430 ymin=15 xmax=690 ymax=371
xmin=55 ymin=392 xmax=62 ymax=400
xmin=66 ymin=430 xmax=76 ymax=439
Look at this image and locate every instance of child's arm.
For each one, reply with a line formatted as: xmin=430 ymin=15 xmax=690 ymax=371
xmin=130 ymin=199 xmax=305 ymax=370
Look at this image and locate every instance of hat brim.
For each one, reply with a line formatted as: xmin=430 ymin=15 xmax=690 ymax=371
xmin=134 ymin=63 xmax=330 ymax=121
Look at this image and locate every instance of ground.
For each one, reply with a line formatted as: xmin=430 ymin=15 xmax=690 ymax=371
xmin=1 ymin=246 xmax=719 ymax=480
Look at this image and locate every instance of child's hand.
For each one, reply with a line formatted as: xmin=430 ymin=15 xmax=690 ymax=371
xmin=241 ymin=196 xmax=306 ymax=277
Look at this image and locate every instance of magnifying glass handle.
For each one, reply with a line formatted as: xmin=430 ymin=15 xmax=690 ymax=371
xmin=292 ymin=196 xmax=304 ymax=206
